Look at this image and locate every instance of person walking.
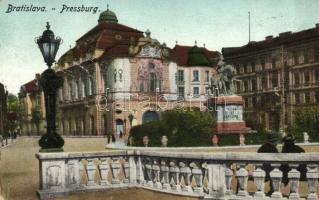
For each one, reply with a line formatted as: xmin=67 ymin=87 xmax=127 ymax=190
xmin=257 ymin=133 xmax=280 ymax=196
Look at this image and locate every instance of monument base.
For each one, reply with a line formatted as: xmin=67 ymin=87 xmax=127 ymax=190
xmin=209 ymin=95 xmax=251 ymax=135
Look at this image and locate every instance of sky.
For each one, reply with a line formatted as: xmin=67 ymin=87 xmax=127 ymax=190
xmin=1 ymin=0 xmax=319 ymax=94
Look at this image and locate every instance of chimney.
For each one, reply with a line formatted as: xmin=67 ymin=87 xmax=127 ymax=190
xmin=265 ymin=35 xmax=273 ymax=40
xmin=279 ymin=31 xmax=292 ymax=37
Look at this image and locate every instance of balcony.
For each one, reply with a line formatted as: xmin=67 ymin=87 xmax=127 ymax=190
xmin=37 ymin=149 xmax=319 ymax=200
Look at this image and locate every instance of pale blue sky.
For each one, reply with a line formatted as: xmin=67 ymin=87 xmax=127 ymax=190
xmin=1 ymin=0 xmax=319 ymax=94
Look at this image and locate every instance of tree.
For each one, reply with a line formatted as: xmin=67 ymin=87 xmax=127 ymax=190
xmin=6 ymin=93 xmax=19 ymax=135
xmin=130 ymin=108 xmax=216 ymax=147
xmin=7 ymin=93 xmax=19 ymax=112
xmin=287 ymin=107 xmax=319 ymax=142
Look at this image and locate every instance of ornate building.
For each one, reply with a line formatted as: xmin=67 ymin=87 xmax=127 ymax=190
xmin=223 ymin=24 xmax=319 ymax=132
xmin=53 ymin=7 xmax=220 ymax=139
xmin=0 ymin=82 xmax=7 ymax=135
xmin=19 ymin=74 xmax=46 ymax=135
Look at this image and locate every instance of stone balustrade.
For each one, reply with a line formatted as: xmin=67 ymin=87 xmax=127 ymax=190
xmin=36 ymin=150 xmax=319 ymax=200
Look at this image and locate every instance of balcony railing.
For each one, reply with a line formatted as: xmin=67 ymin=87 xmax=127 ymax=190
xmin=37 ymin=150 xmax=319 ymax=200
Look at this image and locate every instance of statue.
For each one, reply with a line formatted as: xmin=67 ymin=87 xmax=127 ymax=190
xmin=161 ymin=136 xmax=168 ymax=147
xmin=303 ymin=132 xmax=309 ymax=143
xmin=212 ymin=55 xmax=237 ymax=96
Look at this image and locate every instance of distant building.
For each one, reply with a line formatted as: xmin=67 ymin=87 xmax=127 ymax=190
xmin=0 ymin=83 xmax=8 ymax=135
xmin=19 ymin=74 xmax=46 ymax=135
xmin=52 ymin=7 xmax=220 ymax=139
xmin=223 ymin=24 xmax=319 ymax=131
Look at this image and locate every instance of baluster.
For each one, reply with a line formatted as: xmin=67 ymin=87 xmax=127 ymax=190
xmin=98 ymin=158 xmax=110 ymax=186
xmin=269 ymin=164 xmax=283 ymax=199
xmin=225 ymin=163 xmax=234 ymax=196
xmin=111 ymin=157 xmax=121 ymax=184
xmin=86 ymin=158 xmax=96 ymax=186
xmin=179 ymin=161 xmax=192 ymax=193
xmin=152 ymin=159 xmax=162 ymax=189
xmin=136 ymin=155 xmax=144 ymax=185
xmin=190 ymin=162 xmax=203 ymax=194
xmin=169 ymin=160 xmax=181 ymax=191
xmin=145 ymin=159 xmax=153 ymax=187
xmin=123 ymin=157 xmax=130 ymax=184
xmin=288 ymin=164 xmax=301 ymax=200
xmin=253 ymin=164 xmax=266 ymax=198
xmin=160 ymin=160 xmax=170 ymax=190
xmin=307 ymin=164 xmax=318 ymax=200
xmin=236 ymin=163 xmax=249 ymax=197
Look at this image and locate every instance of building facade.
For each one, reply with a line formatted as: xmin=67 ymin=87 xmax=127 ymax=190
xmin=51 ymin=8 xmax=220 ymax=139
xmin=223 ymin=24 xmax=319 ymax=132
xmin=19 ymin=74 xmax=46 ymax=135
xmin=0 ymin=83 xmax=7 ymax=135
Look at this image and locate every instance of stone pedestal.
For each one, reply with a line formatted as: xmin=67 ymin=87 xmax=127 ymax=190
xmin=208 ymin=95 xmax=251 ymax=143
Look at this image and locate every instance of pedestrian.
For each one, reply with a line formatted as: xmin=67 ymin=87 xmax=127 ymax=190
xmin=257 ymin=133 xmax=280 ymax=196
xmin=280 ymin=134 xmax=306 ymax=190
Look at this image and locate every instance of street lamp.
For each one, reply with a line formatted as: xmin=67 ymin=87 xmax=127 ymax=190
xmin=35 ymin=22 xmax=64 ymax=152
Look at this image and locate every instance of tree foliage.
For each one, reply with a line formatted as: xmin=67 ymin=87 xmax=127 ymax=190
xmin=7 ymin=93 xmax=19 ymax=112
xmin=287 ymin=107 xmax=319 ymax=142
xmin=130 ymin=108 xmax=216 ymax=147
xmin=6 ymin=93 xmax=19 ymax=133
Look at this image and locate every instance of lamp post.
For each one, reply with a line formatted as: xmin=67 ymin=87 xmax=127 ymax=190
xmin=35 ymin=22 xmax=64 ymax=152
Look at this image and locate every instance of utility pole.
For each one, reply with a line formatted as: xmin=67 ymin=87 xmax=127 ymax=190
xmin=280 ymin=45 xmax=286 ymax=136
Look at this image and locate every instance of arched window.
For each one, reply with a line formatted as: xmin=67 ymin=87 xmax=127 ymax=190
xmin=149 ymin=72 xmax=156 ymax=92
xmin=142 ymin=111 xmax=159 ymax=124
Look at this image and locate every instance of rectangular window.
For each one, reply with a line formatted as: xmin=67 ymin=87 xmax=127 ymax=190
xmin=193 ymin=87 xmax=199 ymax=96
xmin=304 ymin=71 xmax=310 ymax=86
xmin=315 ymin=69 xmax=319 ymax=82
xmin=305 ymin=92 xmax=310 ymax=103
xmin=236 ymin=82 xmax=241 ymax=93
xmin=177 ymin=70 xmax=184 ymax=82
xmin=178 ymin=87 xmax=184 ymax=98
xmin=205 ymin=71 xmax=210 ymax=82
xmin=294 ymin=72 xmax=299 ymax=86
xmin=295 ymin=93 xmax=300 ymax=105
xmin=244 ymin=80 xmax=249 ymax=92
xmin=251 ymin=62 xmax=256 ymax=72
xmin=262 ymin=75 xmax=267 ymax=90
xmin=193 ymin=70 xmax=199 ymax=82
xmin=272 ymin=72 xmax=278 ymax=88
xmin=315 ymin=91 xmax=319 ymax=103
xmin=252 ymin=96 xmax=257 ymax=107
xmin=252 ymin=78 xmax=257 ymax=91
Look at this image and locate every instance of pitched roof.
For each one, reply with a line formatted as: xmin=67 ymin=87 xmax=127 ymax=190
xmin=223 ymin=25 xmax=319 ymax=57
xmin=76 ymin=23 xmax=143 ymax=42
xmin=57 ymin=23 xmax=144 ymax=64
xmin=171 ymin=45 xmax=220 ymax=66
xmin=21 ymin=74 xmax=40 ymax=93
